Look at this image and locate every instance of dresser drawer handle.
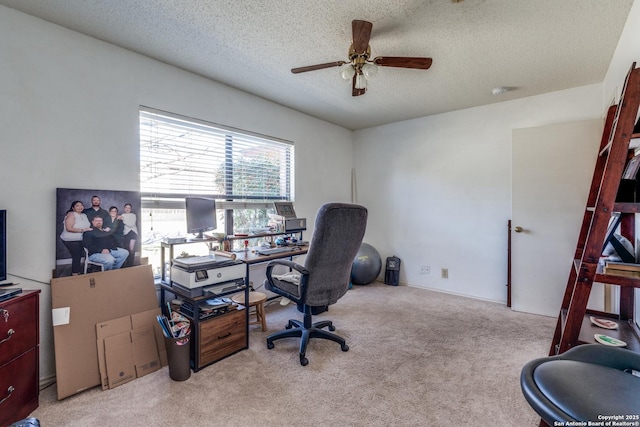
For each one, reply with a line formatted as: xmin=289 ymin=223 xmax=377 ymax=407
xmin=217 ymin=332 xmax=231 ymax=339
xmin=0 ymin=328 xmax=14 ymax=344
xmin=0 ymin=386 xmax=15 ymax=405
xmin=1 ymin=309 xmax=7 ymax=323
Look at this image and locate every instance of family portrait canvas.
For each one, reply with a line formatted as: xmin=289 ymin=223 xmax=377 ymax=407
xmin=55 ymin=188 xmax=141 ymax=278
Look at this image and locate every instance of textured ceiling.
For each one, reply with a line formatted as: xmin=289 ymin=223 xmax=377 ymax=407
xmin=0 ymin=0 xmax=634 ymax=130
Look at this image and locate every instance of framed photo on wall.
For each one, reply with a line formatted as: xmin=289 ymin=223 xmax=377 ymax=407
xmin=55 ymin=188 xmax=141 ymax=278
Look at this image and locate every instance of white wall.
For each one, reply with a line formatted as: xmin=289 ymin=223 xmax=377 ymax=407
xmin=603 ymin=0 xmax=640 ymax=106
xmin=0 ymin=6 xmax=353 ymax=384
xmin=352 ymin=0 xmax=640 ymax=306
xmin=353 ymin=86 xmax=603 ymax=303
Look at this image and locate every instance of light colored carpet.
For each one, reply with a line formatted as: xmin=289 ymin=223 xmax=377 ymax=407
xmin=30 ymin=282 xmax=553 ymax=426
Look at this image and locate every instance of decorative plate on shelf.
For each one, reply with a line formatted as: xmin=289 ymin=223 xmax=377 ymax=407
xmin=594 ymin=334 xmax=627 ymax=347
xmin=589 ymin=316 xmax=618 ymax=330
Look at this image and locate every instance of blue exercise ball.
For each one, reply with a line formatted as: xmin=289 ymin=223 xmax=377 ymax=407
xmin=351 ymin=243 xmax=382 ymax=285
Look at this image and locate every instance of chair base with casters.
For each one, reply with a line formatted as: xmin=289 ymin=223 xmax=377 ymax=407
xmin=266 ymin=304 xmax=349 ymax=366
xmin=264 ymin=202 xmax=368 ymax=366
xmin=520 ymin=344 xmax=640 ymax=426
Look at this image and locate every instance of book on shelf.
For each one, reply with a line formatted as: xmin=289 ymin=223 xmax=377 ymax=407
xmin=603 ymin=261 xmax=640 ymax=272
xmin=603 ymin=268 xmax=640 ymax=279
xmin=602 ymin=260 xmax=640 ymax=278
xmin=622 ymin=153 xmax=640 ymax=179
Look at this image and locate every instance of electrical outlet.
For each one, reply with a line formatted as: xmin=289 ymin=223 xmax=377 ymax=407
xmin=441 ymin=268 xmax=448 ymax=279
xmin=420 ymin=265 xmax=430 ymax=275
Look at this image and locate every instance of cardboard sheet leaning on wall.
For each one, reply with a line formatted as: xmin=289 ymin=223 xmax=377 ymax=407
xmin=51 ymin=264 xmax=159 ymax=400
xmin=96 ymin=308 xmax=168 ymax=390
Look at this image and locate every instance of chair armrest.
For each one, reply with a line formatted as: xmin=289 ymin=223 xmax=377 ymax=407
xmin=264 ymin=260 xmax=309 ymax=305
xmin=266 ymin=259 xmax=309 ymax=276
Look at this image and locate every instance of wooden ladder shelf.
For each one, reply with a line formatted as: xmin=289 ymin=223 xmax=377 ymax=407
xmin=548 ymin=62 xmax=640 ymax=355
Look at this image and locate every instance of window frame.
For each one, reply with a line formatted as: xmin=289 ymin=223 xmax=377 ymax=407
xmin=139 ymin=106 xmax=295 ymax=235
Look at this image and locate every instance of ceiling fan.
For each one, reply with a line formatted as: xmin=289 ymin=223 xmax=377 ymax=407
xmin=291 ymin=20 xmax=433 ymax=97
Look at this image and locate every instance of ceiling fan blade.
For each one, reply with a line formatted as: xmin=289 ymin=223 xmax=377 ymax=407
xmin=352 ymin=74 xmax=366 ymax=97
xmin=373 ymin=56 xmax=433 ymax=69
xmin=352 ymin=20 xmax=373 ymax=54
xmin=291 ymin=61 xmax=346 ymax=74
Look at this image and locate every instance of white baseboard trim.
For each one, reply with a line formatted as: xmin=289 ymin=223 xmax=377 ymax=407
xmin=404 ymin=282 xmax=506 ymax=306
xmin=39 ymin=373 xmax=57 ymax=390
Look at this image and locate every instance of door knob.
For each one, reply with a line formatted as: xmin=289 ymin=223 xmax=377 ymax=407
xmin=514 ymin=226 xmax=524 ymax=233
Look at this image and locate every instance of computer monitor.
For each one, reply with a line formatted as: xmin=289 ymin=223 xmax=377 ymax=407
xmin=185 ymin=197 xmax=217 ymax=240
xmin=273 ymin=201 xmax=297 ymax=218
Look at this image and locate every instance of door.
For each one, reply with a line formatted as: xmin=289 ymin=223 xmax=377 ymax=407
xmin=511 ymin=119 xmax=602 ymax=316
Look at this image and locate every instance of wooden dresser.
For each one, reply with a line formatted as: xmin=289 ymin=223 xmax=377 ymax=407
xmin=0 ymin=290 xmax=40 ymax=426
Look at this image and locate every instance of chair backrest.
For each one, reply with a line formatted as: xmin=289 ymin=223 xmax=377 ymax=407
xmin=302 ymin=203 xmax=368 ymax=307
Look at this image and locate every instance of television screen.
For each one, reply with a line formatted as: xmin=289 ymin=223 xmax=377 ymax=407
xmin=185 ymin=197 xmax=217 ymax=240
xmin=0 ymin=210 xmax=6 ymax=282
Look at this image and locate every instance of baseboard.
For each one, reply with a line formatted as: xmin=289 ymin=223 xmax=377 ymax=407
xmin=405 ymin=282 xmax=506 ymax=306
xmin=39 ymin=373 xmax=57 ymax=390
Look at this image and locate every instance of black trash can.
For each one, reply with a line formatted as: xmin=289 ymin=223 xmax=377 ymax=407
xmin=164 ymin=333 xmax=191 ymax=381
xmin=384 ymin=256 xmax=401 ymax=286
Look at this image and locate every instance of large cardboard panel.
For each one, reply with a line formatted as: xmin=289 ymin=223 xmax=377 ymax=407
xmin=131 ymin=308 xmax=169 ymax=366
xmin=51 ymin=265 xmax=158 ymax=400
xmin=131 ymin=326 xmax=161 ymax=377
xmin=96 ymin=309 xmax=163 ymax=390
xmin=131 ymin=308 xmax=168 ymax=367
xmin=104 ymin=333 xmax=136 ymax=389
xmin=96 ymin=316 xmax=131 ymax=390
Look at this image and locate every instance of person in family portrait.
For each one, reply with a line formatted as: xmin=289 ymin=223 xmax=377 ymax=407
xmin=59 ymin=200 xmax=92 ymax=275
xmin=104 ymin=206 xmax=125 ymax=248
xmin=121 ymin=203 xmax=138 ymax=266
xmin=82 ymin=216 xmax=129 ymax=270
xmin=83 ymin=195 xmax=109 ymax=223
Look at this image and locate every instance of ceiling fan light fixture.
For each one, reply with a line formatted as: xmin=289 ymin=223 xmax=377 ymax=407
xmin=491 ymin=86 xmax=508 ymax=96
xmin=340 ymin=64 xmax=355 ymax=81
xmin=362 ymin=63 xmax=378 ymax=79
xmin=291 ymin=20 xmax=433 ymax=96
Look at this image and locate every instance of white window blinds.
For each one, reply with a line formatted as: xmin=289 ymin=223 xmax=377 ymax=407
xmin=139 ymin=108 xmax=294 ymax=206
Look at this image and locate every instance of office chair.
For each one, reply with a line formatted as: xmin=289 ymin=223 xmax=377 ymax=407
xmin=520 ymin=344 xmax=640 ymax=426
xmin=264 ymin=202 xmax=367 ymax=366
xmin=83 ymin=247 xmax=105 ymax=274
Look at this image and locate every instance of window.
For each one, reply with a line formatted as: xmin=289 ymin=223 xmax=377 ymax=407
xmin=139 ymin=107 xmax=294 ymax=274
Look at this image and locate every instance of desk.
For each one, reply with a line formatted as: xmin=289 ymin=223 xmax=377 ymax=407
xmin=160 ymin=232 xmax=306 ymax=284
xmin=159 ymin=243 xmax=308 ymax=371
xmin=235 ymin=245 xmax=309 ymax=297
xmin=160 ymin=238 xmax=218 ymax=284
